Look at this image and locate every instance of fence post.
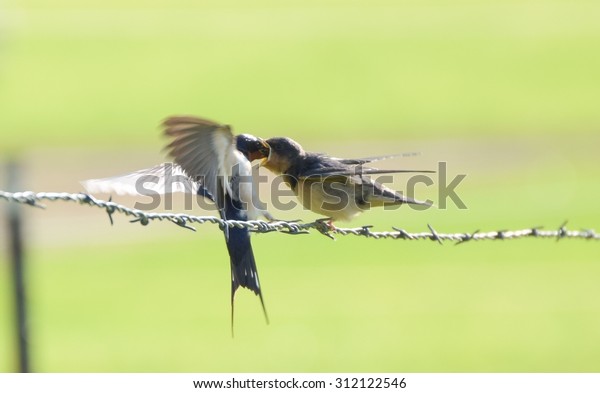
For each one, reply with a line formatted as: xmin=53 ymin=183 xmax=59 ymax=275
xmin=6 ymin=160 xmax=30 ymax=372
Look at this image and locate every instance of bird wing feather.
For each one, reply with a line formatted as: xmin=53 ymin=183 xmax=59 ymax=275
xmin=300 ymin=167 xmax=435 ymax=180
xmin=332 ymin=152 xmax=420 ymax=165
xmin=163 ymin=116 xmax=239 ymax=211
xmin=81 ymin=163 xmax=199 ymax=195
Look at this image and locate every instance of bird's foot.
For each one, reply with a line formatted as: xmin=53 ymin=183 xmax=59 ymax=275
xmin=314 ymin=217 xmax=336 ymax=240
xmin=316 ymin=217 xmax=336 ymax=229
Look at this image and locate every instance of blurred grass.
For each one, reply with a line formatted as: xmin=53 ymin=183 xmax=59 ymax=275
xmin=1 ymin=230 xmax=600 ymax=372
xmin=1 ymin=0 xmax=600 ymax=372
xmin=1 ymin=0 xmax=600 ymax=149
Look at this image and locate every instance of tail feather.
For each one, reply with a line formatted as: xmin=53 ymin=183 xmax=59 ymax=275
xmin=366 ymin=182 xmax=432 ymax=207
xmin=222 ymin=194 xmax=268 ymax=330
xmin=226 ymin=224 xmax=268 ymax=322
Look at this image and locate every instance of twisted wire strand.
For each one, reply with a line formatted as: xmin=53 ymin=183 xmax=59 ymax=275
xmin=1 ymin=190 xmax=598 ymax=243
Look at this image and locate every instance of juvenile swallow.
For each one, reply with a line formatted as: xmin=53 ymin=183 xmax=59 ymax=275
xmin=82 ymin=116 xmax=272 ymax=330
xmin=256 ymin=137 xmax=434 ymax=222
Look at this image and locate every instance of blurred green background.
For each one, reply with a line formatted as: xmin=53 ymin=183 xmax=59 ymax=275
xmin=1 ymin=0 xmax=599 ymax=372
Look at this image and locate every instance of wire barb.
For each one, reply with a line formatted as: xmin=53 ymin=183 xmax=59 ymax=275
xmin=1 ymin=190 xmax=599 ymax=243
xmin=427 ymin=223 xmax=443 ymax=245
xmin=106 ymin=196 xmax=115 ymax=225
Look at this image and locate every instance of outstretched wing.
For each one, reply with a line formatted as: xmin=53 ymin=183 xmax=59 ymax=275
xmin=81 ymin=163 xmax=199 ymax=195
xmin=163 ymin=116 xmax=241 ymax=211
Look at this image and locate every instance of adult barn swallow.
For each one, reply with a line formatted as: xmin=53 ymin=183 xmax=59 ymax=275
xmin=162 ymin=116 xmax=272 ymax=326
xmin=82 ymin=116 xmax=272 ymax=329
xmin=258 ymin=137 xmax=433 ymax=222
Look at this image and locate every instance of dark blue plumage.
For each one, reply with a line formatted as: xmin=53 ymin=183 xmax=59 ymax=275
xmin=192 ymin=134 xmax=269 ymax=330
xmin=222 ymin=191 xmax=267 ymax=324
xmin=163 ymin=116 xmax=271 ymax=331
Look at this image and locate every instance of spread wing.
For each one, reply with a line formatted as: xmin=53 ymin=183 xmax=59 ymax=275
xmin=81 ymin=163 xmax=199 ymax=195
xmin=163 ymin=116 xmax=241 ymax=211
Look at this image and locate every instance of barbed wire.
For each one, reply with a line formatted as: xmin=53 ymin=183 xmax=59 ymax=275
xmin=1 ymin=190 xmax=599 ymax=243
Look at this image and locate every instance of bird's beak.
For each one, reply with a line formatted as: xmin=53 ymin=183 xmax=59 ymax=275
xmin=259 ymin=139 xmax=270 ymax=156
xmin=259 ymin=140 xmax=271 ymax=166
xmin=246 ymin=138 xmax=271 ymax=162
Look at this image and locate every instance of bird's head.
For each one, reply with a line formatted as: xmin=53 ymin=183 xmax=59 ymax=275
xmin=236 ymin=134 xmax=271 ymax=162
xmin=261 ymin=137 xmax=305 ymax=174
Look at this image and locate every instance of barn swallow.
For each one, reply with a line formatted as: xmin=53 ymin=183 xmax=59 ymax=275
xmin=162 ymin=116 xmax=272 ymax=329
xmin=256 ymin=137 xmax=434 ymax=222
xmin=82 ymin=116 xmax=272 ymax=331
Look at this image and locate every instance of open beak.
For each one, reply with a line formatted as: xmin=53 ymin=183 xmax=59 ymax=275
xmin=247 ymin=139 xmax=271 ymax=162
xmin=259 ymin=140 xmax=271 ymax=166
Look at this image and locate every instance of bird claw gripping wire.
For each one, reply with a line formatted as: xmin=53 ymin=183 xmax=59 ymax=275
xmin=313 ymin=218 xmax=336 ymax=240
